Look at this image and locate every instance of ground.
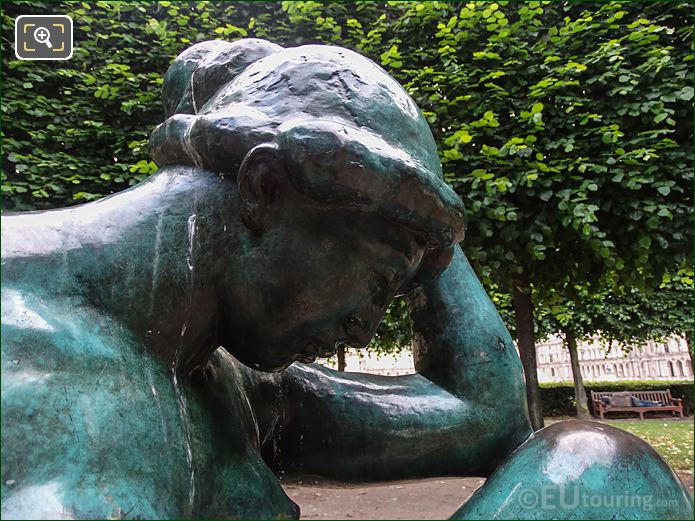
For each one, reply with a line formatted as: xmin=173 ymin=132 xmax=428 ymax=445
xmin=282 ymin=476 xmax=484 ymax=520
xmin=603 ymin=418 xmax=694 ymax=472
xmin=281 ymin=417 xmax=694 ymax=520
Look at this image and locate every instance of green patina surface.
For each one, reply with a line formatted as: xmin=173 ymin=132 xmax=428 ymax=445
xmin=455 ymin=421 xmax=693 ymax=520
xmin=2 ymin=39 xmax=692 ymax=520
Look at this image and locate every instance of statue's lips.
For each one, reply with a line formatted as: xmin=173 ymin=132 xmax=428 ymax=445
xmin=294 ymin=337 xmax=339 ymax=364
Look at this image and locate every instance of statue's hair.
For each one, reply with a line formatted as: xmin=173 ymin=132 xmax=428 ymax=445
xmin=150 ymin=39 xmax=465 ymax=250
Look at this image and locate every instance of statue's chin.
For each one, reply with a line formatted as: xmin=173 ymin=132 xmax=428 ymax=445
xmin=222 ymin=344 xmax=294 ymax=373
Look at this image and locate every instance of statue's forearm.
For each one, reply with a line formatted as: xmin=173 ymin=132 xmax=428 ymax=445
xmin=406 ymin=246 xmax=532 ymax=466
xmin=274 ymin=366 xmax=512 ymax=480
xmin=407 ymin=246 xmax=529 ymax=414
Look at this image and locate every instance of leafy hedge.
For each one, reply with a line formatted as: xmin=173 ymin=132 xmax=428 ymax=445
xmin=541 ymin=380 xmax=694 ymax=417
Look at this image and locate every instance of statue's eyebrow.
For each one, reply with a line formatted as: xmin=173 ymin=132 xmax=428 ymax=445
xmin=376 ymin=228 xmax=424 ymax=265
xmin=371 ymin=270 xmax=390 ymax=291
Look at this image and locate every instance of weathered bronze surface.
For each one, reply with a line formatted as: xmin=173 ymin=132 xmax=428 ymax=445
xmin=2 ymin=39 xmax=692 ymax=520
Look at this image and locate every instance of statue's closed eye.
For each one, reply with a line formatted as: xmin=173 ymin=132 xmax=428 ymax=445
xmin=343 ymin=313 xmax=366 ymax=344
xmin=346 ymin=314 xmax=362 ymax=328
xmin=370 ymin=269 xmax=398 ymax=308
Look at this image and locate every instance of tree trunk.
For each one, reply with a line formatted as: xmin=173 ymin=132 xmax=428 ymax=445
xmin=564 ymin=327 xmax=591 ymax=420
xmin=685 ymin=330 xmax=694 ymax=375
xmin=511 ymin=274 xmax=544 ymax=431
xmin=337 ymin=343 xmax=346 ymax=371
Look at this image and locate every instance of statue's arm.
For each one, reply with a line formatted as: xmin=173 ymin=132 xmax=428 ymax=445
xmin=406 ymin=245 xmax=529 ymax=419
xmin=246 ymin=246 xmax=532 ymax=480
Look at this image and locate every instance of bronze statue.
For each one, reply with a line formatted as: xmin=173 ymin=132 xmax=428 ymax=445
xmin=2 ymin=39 xmax=692 ymax=519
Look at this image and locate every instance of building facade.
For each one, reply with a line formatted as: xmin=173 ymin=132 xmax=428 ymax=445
xmin=322 ymin=336 xmax=693 ymax=382
xmin=321 ymin=349 xmax=415 ymax=376
xmin=536 ymin=335 xmax=693 ymax=383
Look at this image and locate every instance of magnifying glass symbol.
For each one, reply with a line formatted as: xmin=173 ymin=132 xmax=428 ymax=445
xmin=34 ymin=26 xmax=53 ymax=49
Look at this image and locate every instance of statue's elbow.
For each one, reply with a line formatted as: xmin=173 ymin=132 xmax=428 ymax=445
xmin=475 ymin=404 xmax=533 ymax=476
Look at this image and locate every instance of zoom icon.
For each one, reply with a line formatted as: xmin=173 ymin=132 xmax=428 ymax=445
xmin=15 ymin=15 xmax=73 ymax=60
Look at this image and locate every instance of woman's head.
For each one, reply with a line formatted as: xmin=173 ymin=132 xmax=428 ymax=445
xmin=151 ymin=38 xmax=465 ymax=248
xmin=151 ymin=39 xmax=466 ymax=370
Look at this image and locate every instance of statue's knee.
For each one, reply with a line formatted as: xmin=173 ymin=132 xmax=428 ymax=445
xmin=454 ymin=420 xmax=693 ymax=519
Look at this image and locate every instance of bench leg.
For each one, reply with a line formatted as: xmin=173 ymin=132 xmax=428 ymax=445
xmin=639 ymin=411 xmax=644 ymax=420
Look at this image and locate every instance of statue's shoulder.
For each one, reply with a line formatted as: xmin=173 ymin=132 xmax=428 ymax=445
xmin=1 ymin=285 xmax=142 ymax=365
xmin=0 ymin=286 xmax=175 ymax=418
xmin=0 ymin=289 xmax=295 ymax=519
xmin=0 ymin=287 xmax=195 ymax=519
xmin=0 ymin=287 xmax=176 ymax=421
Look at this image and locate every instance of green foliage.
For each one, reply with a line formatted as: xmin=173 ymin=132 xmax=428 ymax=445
xmin=535 ymin=269 xmax=693 ymax=359
xmin=368 ymin=296 xmax=411 ymax=356
xmin=2 ymin=2 xmax=692 ymax=356
xmin=351 ymin=2 xmax=694 ymax=295
xmin=540 ymin=380 xmax=694 ymax=417
xmin=1 ymin=2 xmax=285 ymax=209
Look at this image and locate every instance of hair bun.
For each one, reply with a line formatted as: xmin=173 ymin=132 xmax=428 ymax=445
xmin=152 ymin=40 xmax=466 ymax=251
xmin=162 ymin=39 xmax=283 ymax=117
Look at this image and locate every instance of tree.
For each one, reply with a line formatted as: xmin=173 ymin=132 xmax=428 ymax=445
xmin=384 ymin=1 xmax=694 ymax=429
xmin=537 ymin=267 xmax=694 ymax=418
xmin=563 ymin=328 xmax=590 ymax=418
xmin=588 ymin=272 xmax=695 ymax=371
xmin=537 ymin=282 xmax=617 ymax=420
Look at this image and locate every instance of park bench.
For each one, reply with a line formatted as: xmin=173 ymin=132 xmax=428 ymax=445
xmin=591 ymin=390 xmax=684 ymax=420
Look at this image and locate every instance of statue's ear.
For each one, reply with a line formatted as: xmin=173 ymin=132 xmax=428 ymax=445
xmin=237 ymin=143 xmax=285 ymax=236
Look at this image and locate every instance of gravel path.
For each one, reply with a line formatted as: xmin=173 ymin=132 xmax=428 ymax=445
xmin=282 ymin=473 xmax=694 ymax=520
